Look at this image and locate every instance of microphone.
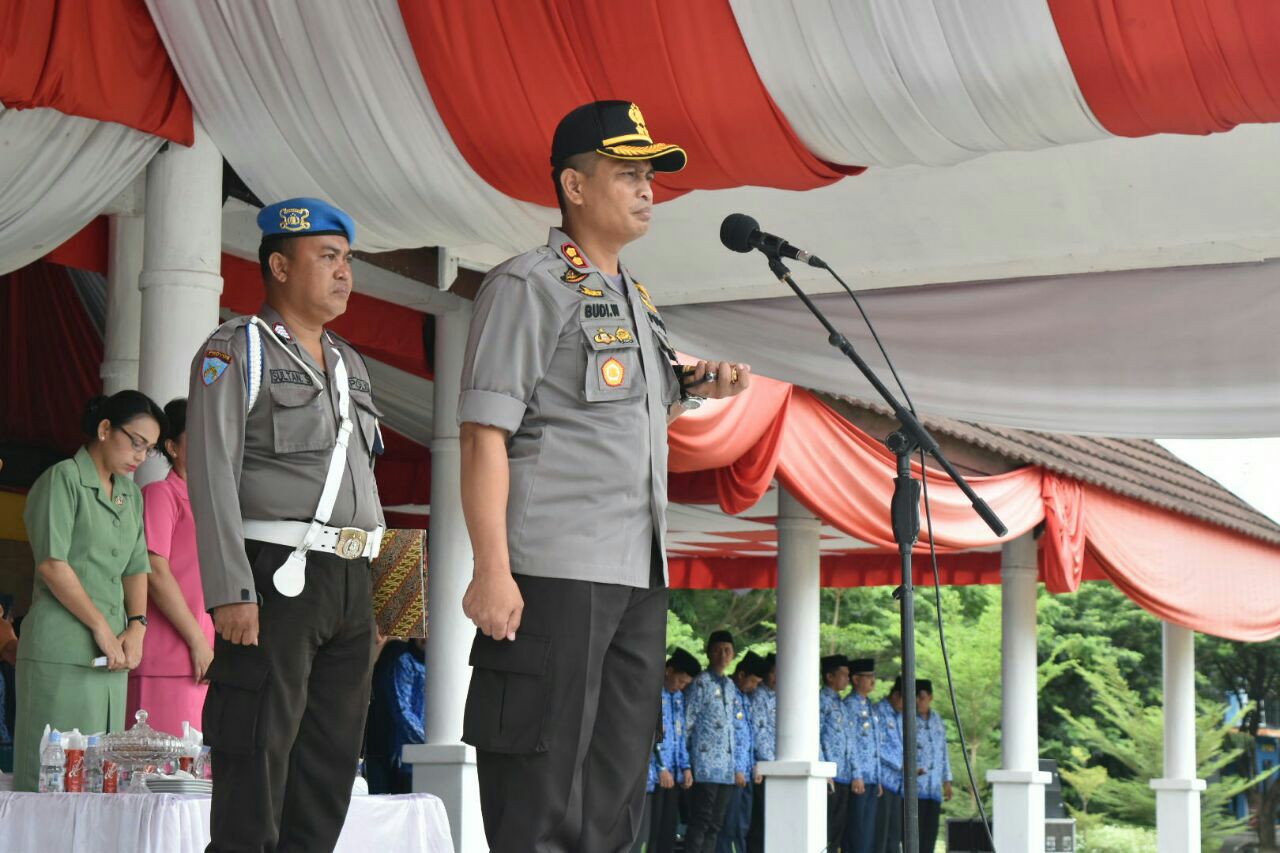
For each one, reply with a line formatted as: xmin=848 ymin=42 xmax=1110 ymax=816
xmin=719 ymin=213 xmax=825 ymax=268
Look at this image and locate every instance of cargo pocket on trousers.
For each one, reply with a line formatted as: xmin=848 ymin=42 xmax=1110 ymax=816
xmin=462 ymin=632 xmax=552 ymax=754
xmin=202 ymin=646 xmax=270 ymax=756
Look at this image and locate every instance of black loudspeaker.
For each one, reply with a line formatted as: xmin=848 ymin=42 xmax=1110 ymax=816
xmin=1041 ymin=758 xmax=1067 ymax=819
xmin=945 ymin=818 xmax=994 ymax=852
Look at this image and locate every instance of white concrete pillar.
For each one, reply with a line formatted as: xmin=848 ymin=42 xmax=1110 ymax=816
xmin=137 ymin=121 xmax=223 ymax=484
xmin=102 ymin=213 xmax=145 ymax=395
xmin=757 ymin=487 xmax=833 ymax=853
xmin=987 ymin=532 xmax=1052 ymax=851
xmin=404 ymin=302 xmax=484 ymax=853
xmin=1151 ymin=621 xmax=1204 ymax=852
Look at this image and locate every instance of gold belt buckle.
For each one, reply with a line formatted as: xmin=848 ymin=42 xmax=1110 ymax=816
xmin=336 ymin=528 xmax=368 ymax=559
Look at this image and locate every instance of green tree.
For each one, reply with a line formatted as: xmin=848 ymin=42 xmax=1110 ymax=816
xmin=1199 ymin=634 xmax=1280 ymax=850
xmin=1055 ymin=657 xmax=1275 ymax=851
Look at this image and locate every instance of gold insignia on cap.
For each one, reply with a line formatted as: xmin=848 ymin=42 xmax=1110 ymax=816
xmin=628 ymin=103 xmax=650 ymax=140
xmin=279 ymin=208 xmax=311 ymax=232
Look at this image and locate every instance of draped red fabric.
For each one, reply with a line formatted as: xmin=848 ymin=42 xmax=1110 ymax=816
xmin=0 ymin=0 xmax=193 ymax=143
xmin=1040 ymin=472 xmax=1086 ymax=593
xmin=669 ymin=375 xmax=792 ymax=472
xmin=0 ymin=262 xmax=103 ymax=454
xmin=1081 ymin=483 xmax=1280 ymax=641
xmin=44 ymin=217 xmax=108 ymax=275
xmin=374 ymin=427 xmax=431 ymax=508
xmin=668 ymin=552 xmax=1005 ymax=590
xmin=667 ymin=385 xmax=1047 ymax=551
xmin=219 ymin=255 xmax=432 ymax=380
xmin=774 ymin=393 xmax=1046 ymax=550
xmin=400 ymin=0 xmax=857 ymax=207
xmin=1049 ymin=0 xmax=1280 ymax=137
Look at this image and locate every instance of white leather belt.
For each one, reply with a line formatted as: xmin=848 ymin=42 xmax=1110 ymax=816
xmin=243 ymin=520 xmax=384 ymax=561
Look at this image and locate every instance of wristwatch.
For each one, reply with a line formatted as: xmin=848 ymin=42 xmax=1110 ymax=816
xmin=127 ymin=615 xmax=148 ymax=628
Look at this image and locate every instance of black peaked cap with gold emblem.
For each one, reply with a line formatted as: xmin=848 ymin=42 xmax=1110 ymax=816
xmin=551 ymin=100 xmax=687 ymax=172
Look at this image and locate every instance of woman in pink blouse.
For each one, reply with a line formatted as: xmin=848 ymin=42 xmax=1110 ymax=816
xmin=126 ymin=399 xmax=215 ymax=737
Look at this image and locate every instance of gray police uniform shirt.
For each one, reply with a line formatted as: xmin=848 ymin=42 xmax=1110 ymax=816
xmin=187 ymin=303 xmax=386 ymax=611
xmin=458 ymin=228 xmax=681 ymax=588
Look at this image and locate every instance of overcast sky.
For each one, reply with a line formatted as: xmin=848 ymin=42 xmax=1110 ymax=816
xmin=1158 ymin=438 xmax=1280 ymax=524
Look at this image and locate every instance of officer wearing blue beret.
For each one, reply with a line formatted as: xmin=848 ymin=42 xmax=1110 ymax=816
xmin=188 ymin=197 xmax=385 ymax=852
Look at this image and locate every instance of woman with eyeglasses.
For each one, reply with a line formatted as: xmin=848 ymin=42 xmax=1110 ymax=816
xmin=127 ymin=398 xmax=216 ymax=737
xmin=14 ymin=391 xmax=166 ymax=791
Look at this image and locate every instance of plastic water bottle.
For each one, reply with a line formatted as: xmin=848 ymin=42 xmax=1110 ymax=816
xmin=84 ymin=735 xmax=104 ymax=794
xmin=38 ymin=731 xmax=65 ymax=793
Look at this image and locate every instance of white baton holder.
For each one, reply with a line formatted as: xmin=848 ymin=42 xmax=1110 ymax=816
xmin=249 ymin=318 xmax=358 ymax=597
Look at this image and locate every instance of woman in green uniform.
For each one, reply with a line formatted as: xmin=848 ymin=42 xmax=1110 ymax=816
xmin=14 ymin=391 xmax=166 ymax=791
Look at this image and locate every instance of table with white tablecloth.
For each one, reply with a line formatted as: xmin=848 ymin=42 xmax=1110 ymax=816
xmin=0 ymin=791 xmax=454 ymax=852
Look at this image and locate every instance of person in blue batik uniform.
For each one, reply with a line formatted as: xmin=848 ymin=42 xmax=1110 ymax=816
xmin=843 ymin=658 xmax=881 ymax=853
xmin=915 ymin=679 xmax=953 ymax=852
xmin=874 ymin=677 xmax=906 ymax=853
xmin=645 ymin=649 xmax=701 ymax=853
xmin=685 ymin=630 xmax=741 ymax=853
xmin=364 ymin=638 xmax=426 ymax=794
xmin=718 ymin=652 xmax=767 ymax=853
xmin=819 ymin=654 xmax=853 ymax=851
xmin=746 ymin=653 xmax=776 ymax=853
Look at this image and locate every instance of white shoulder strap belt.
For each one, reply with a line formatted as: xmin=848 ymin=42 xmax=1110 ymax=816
xmin=243 ymin=317 xmax=383 ymax=597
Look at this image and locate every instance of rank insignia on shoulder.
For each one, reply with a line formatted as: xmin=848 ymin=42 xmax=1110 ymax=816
xmin=202 ymin=350 xmax=232 ymax=385
xmin=601 ymin=357 xmax=625 ymax=387
xmin=563 ymin=269 xmax=588 ymax=284
xmin=614 ymin=327 xmax=633 ymax=343
xmin=594 ymin=329 xmax=617 ymax=346
xmin=272 ymin=322 xmax=292 ymax=342
xmin=561 ymin=242 xmax=588 ymax=269
xmin=577 ymin=284 xmax=604 ymax=297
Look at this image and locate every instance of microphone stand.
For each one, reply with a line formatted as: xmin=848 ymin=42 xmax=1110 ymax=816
xmin=762 ymin=254 xmax=1006 ymax=853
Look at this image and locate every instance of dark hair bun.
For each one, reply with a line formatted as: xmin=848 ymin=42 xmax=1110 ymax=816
xmin=80 ymin=390 xmax=168 ymax=443
xmin=81 ymin=395 xmax=110 ymax=436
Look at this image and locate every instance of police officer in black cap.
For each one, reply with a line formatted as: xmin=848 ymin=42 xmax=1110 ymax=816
xmin=457 ymin=101 xmax=750 ymax=852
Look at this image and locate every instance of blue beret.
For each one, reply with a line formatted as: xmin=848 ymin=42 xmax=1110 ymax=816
xmin=257 ymin=197 xmax=355 ymax=245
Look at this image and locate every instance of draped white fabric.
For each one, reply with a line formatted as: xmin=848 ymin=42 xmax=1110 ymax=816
xmin=728 ymin=0 xmax=1109 ymax=168
xmin=145 ymin=0 xmax=555 ymax=255
xmin=0 ymin=791 xmax=453 ymax=852
xmin=662 ymin=261 xmax=1280 ymax=438
xmin=0 ymin=107 xmax=160 ymax=276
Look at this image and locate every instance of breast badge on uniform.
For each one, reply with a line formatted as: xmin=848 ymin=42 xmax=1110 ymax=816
xmin=577 ymin=285 xmax=604 ymax=297
xmin=614 ymin=328 xmax=633 ymax=343
xmin=562 ymin=269 xmax=588 ymax=284
xmin=272 ymin=322 xmax=293 ymax=342
xmin=202 ymin=349 xmax=233 ymax=385
xmin=561 ymin=242 xmax=588 ymax=269
xmin=601 ymin=357 xmax=625 ymax=387
xmin=113 ymin=495 xmax=125 ymax=507
xmin=594 ymin=329 xmax=617 ymax=346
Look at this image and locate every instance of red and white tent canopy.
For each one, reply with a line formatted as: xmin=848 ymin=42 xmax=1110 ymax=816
xmin=4 ymin=0 xmax=1279 ymax=436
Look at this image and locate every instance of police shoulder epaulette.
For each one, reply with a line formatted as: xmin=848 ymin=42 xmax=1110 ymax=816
xmin=207 ymin=315 xmax=251 ymax=344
